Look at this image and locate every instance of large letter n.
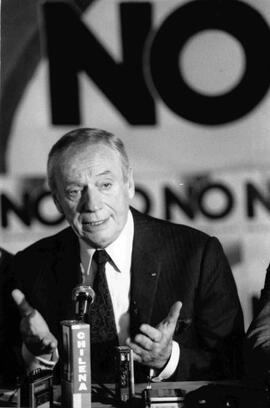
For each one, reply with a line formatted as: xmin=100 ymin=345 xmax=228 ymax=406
xmin=42 ymin=1 xmax=156 ymax=125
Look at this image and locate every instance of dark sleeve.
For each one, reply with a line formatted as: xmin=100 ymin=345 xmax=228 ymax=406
xmin=244 ymin=264 xmax=270 ymax=385
xmin=172 ymin=237 xmax=244 ymax=381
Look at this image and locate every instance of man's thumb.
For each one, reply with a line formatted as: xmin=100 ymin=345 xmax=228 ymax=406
xmin=167 ymin=301 xmax=182 ymax=325
xmin=12 ymin=289 xmax=35 ymax=317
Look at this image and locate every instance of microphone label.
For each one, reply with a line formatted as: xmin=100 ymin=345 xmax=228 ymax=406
xmin=61 ymin=320 xmax=91 ymax=408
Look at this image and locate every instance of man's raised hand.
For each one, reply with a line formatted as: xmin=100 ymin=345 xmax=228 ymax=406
xmin=12 ymin=289 xmax=57 ymax=356
xmin=126 ymin=301 xmax=182 ymax=370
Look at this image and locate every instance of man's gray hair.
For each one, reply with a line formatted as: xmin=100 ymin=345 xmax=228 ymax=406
xmin=47 ymin=128 xmax=130 ymax=194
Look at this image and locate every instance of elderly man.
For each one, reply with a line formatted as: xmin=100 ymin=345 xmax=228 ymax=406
xmin=9 ymin=128 xmax=244 ymax=383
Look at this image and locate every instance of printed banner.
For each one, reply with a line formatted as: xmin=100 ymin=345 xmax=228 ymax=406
xmin=2 ymin=0 xmax=270 ymax=327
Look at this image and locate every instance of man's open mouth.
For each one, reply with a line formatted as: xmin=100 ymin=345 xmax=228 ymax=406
xmin=82 ymin=219 xmax=107 ymax=227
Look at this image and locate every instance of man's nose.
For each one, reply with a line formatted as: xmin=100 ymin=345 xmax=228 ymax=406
xmin=80 ymin=188 xmax=102 ymax=211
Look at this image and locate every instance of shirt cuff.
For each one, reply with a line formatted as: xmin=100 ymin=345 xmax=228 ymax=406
xmin=22 ymin=343 xmax=59 ymax=374
xmin=150 ymin=340 xmax=180 ymax=382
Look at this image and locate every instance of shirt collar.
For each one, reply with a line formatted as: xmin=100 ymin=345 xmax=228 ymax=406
xmin=79 ymin=210 xmax=134 ymax=273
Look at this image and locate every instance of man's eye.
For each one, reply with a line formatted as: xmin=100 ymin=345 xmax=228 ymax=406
xmin=66 ymin=189 xmax=81 ymax=198
xmin=101 ymin=182 xmax=112 ymax=190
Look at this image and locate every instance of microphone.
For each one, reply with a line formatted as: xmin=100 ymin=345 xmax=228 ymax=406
xmin=61 ymin=285 xmax=94 ymax=407
xmin=72 ymin=285 xmax=95 ymax=322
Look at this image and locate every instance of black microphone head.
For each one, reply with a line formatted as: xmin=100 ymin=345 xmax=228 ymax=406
xmin=72 ymin=285 xmax=95 ymax=303
xmin=72 ymin=285 xmax=95 ymax=321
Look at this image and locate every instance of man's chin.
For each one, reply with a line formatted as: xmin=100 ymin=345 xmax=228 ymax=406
xmin=80 ymin=231 xmax=113 ymax=249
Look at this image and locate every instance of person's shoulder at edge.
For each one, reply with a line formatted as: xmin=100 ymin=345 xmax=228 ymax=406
xmin=131 ymin=206 xmax=213 ymax=241
xmin=11 ymin=226 xmax=76 ymax=258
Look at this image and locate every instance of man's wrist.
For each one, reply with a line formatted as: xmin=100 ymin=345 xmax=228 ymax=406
xmin=150 ymin=341 xmax=180 ymax=382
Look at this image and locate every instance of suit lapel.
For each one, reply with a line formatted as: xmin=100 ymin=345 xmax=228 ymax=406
xmin=130 ymin=210 xmax=162 ymax=330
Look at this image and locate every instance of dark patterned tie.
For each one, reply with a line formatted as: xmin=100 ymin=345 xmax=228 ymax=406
xmin=89 ymin=249 xmax=118 ymax=382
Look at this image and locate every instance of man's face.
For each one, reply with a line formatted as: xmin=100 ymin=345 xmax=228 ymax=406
xmin=54 ymin=143 xmax=135 ymax=248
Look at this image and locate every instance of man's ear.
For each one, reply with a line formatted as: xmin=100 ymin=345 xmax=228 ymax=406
xmin=128 ymin=167 xmax=135 ymax=199
xmin=52 ymin=194 xmax=63 ymax=214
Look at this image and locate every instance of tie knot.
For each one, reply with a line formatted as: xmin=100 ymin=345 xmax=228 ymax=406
xmin=93 ymin=249 xmax=110 ymax=265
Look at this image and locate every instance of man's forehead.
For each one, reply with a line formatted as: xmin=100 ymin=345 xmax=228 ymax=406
xmin=62 ymin=143 xmax=120 ymax=163
xmin=60 ymin=161 xmax=118 ymax=177
xmin=58 ymin=150 xmax=122 ymax=179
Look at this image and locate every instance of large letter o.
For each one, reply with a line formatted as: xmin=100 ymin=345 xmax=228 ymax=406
xmin=148 ymin=0 xmax=270 ymax=125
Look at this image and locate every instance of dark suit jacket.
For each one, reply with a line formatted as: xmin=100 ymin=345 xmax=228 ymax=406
xmin=0 ymin=248 xmax=15 ymax=384
xmin=4 ymin=208 xmax=244 ymax=383
xmin=245 ymin=264 xmax=270 ymax=384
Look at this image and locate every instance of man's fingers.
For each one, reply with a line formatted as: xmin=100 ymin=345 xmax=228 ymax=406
xmin=11 ymin=289 xmax=35 ymax=317
xmin=139 ymin=324 xmax=162 ymax=343
xmin=134 ymin=332 xmax=156 ymax=350
xmin=42 ymin=334 xmax=58 ymax=350
xmin=126 ymin=338 xmax=147 ymax=363
xmin=136 ymin=301 xmax=183 ymax=344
